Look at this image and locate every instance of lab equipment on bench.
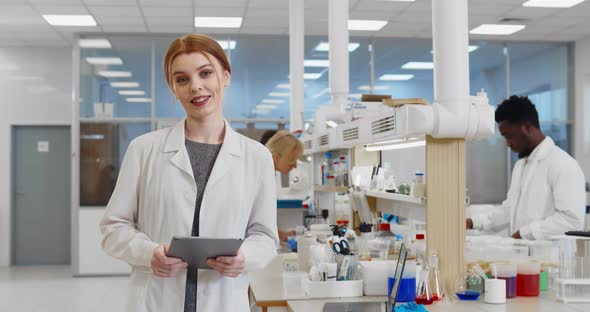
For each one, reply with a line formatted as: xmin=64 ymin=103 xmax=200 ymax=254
xmin=332 ymin=239 xmax=352 ymax=255
xmin=388 ymin=243 xmax=409 ymax=312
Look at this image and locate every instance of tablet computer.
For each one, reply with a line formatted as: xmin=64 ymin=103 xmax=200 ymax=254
xmin=167 ymin=236 xmax=243 ymax=269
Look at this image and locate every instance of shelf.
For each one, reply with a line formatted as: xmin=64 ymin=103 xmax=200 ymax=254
xmin=80 ymin=117 xmax=152 ymax=123
xmin=365 ymin=191 xmax=425 ymax=204
xmin=313 ymin=185 xmax=349 ymax=193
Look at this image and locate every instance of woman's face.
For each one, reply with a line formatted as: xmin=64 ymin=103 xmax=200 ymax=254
xmin=274 ymin=149 xmax=298 ymax=174
xmin=170 ymin=52 xmax=230 ymax=121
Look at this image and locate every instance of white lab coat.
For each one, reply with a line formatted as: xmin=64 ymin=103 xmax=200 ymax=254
xmin=472 ymin=136 xmax=586 ymax=240
xmin=100 ymin=119 xmax=279 ymax=312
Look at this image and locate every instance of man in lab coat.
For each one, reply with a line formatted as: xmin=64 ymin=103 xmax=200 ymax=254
xmin=466 ymin=95 xmax=586 ymax=240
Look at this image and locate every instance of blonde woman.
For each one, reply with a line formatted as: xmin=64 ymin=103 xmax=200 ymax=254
xmin=264 ymin=130 xmax=304 ymax=241
xmin=100 ymin=33 xmax=278 ymax=312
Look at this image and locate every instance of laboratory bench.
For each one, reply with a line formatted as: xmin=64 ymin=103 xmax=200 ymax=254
xmin=249 ymin=256 xmax=589 ymax=312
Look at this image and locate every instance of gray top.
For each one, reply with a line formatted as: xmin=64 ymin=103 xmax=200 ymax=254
xmin=183 ymin=139 xmax=222 ymax=312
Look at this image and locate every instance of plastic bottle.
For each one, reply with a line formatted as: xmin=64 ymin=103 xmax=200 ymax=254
xmin=411 ymin=234 xmax=426 ymax=263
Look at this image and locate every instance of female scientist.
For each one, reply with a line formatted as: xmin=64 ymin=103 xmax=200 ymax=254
xmin=100 ymin=33 xmax=279 ymax=312
xmin=264 ymin=130 xmax=304 ymax=241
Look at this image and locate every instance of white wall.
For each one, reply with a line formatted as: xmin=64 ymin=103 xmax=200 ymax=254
xmin=574 ymin=36 xmax=590 ymax=190
xmin=0 ymin=48 xmax=72 ymax=266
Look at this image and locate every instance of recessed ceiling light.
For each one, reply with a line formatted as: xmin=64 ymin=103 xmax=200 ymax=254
xmin=256 ymin=104 xmax=278 ymax=109
xmin=401 ymin=62 xmax=434 ymax=70
xmin=110 ymin=82 xmax=139 ymax=88
xmin=276 ymin=84 xmax=290 ymax=89
xmin=118 ymin=90 xmax=145 ymax=96
xmin=470 ymin=24 xmax=525 ymax=35
xmin=262 ymin=99 xmax=285 ymax=104
xmin=269 ymin=92 xmax=290 ymax=97
xmin=85 ymin=57 xmax=123 ymax=65
xmin=195 ymin=17 xmax=242 ymax=28
xmin=304 ymin=60 xmax=329 ymax=67
xmin=98 ymin=71 xmax=132 ymax=78
xmin=314 ymin=42 xmax=360 ymax=52
xmin=379 ymin=74 xmax=414 ymax=81
xmin=522 ymin=0 xmax=585 ymax=8
xmin=358 ymin=85 xmax=390 ymax=91
xmin=216 ymin=40 xmax=236 ymax=50
xmin=42 ymin=15 xmax=97 ymax=27
xmin=304 ymin=73 xmax=322 ymax=80
xmin=126 ymin=98 xmax=151 ymax=103
xmin=79 ymin=38 xmax=111 ymax=49
xmin=348 ymin=20 xmax=388 ymax=31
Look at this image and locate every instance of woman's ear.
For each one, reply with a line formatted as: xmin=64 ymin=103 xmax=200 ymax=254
xmin=272 ymin=152 xmax=280 ymax=164
xmin=223 ymin=70 xmax=231 ymax=88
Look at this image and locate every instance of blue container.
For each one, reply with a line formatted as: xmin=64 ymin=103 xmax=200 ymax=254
xmin=388 ymin=277 xmax=416 ymax=302
xmin=277 ymin=200 xmax=303 ymax=209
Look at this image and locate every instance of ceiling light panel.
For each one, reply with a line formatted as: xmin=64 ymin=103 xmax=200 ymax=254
xmin=269 ymin=92 xmax=290 ymax=97
xmin=216 ymin=40 xmax=236 ymax=50
xmin=276 ymin=84 xmax=290 ymax=89
xmin=379 ymin=74 xmax=414 ymax=81
xmin=79 ymin=38 xmax=111 ymax=49
xmin=314 ymin=42 xmax=360 ymax=52
xmin=98 ymin=71 xmax=132 ymax=78
xmin=126 ymin=98 xmax=151 ymax=103
xmin=256 ymin=104 xmax=278 ymax=109
xmin=304 ymin=60 xmax=329 ymax=67
xmin=43 ymin=15 xmax=97 ymax=26
xmin=401 ymin=62 xmax=434 ymax=70
xmin=304 ymin=73 xmax=322 ymax=80
xmin=522 ymin=0 xmax=585 ymax=8
xmin=85 ymin=57 xmax=123 ymax=65
xmin=110 ymin=82 xmax=140 ymax=88
xmin=470 ymin=24 xmax=526 ymax=35
xmin=348 ymin=20 xmax=388 ymax=31
xmin=358 ymin=85 xmax=390 ymax=90
xmin=118 ymin=90 xmax=145 ymax=95
xmin=262 ymin=99 xmax=285 ymax=104
xmin=194 ymin=17 xmax=243 ymax=28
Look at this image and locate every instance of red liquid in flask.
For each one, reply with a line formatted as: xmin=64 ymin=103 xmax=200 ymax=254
xmin=516 ymin=273 xmax=540 ymax=297
xmin=415 ymin=296 xmax=434 ymax=305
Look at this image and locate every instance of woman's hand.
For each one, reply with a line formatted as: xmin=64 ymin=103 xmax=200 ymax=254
xmin=150 ymin=244 xmax=188 ymax=278
xmin=207 ymin=249 xmax=245 ymax=278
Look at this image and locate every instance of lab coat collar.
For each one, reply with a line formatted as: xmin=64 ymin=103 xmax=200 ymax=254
xmin=163 ymin=118 xmax=240 ymax=156
xmin=526 ymin=136 xmax=554 ymax=161
xmin=163 ymin=118 xmax=241 ymax=179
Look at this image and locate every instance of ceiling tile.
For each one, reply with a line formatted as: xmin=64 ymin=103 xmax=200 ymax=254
xmin=197 ymin=28 xmax=241 ymax=34
xmin=555 ymin=2 xmax=590 ymax=17
xmin=468 ymin=15 xmax=506 ymax=28
xmin=506 ymin=7 xmax=562 ymax=18
xmin=145 ymin=16 xmax=192 ymax=26
xmin=83 ymin=0 xmax=137 ymax=6
xmin=140 ymin=0 xmax=191 ymax=7
xmin=195 ymin=0 xmax=248 ymax=8
xmin=88 ymin=6 xmax=141 ymax=17
xmin=194 ymin=7 xmax=245 ymax=16
xmin=350 ymin=10 xmax=401 ymax=20
xmin=533 ymin=16 xmax=588 ymax=27
xmin=403 ymin=0 xmax=431 ymax=13
xmin=142 ymin=7 xmax=193 ymax=17
xmin=561 ymin=25 xmax=590 ymax=35
xmin=53 ymin=25 xmax=101 ymax=32
xmin=305 ymin=0 xmax=327 ymax=9
xmin=353 ymin=0 xmax=413 ymax=12
xmin=20 ymin=38 xmax=70 ymax=47
xmin=101 ymin=25 xmax=148 ymax=32
xmin=391 ymin=12 xmax=431 ymax=24
xmin=0 ymin=16 xmax=48 ymax=25
xmin=249 ymin=0 xmax=288 ymax=9
xmin=95 ymin=16 xmax=145 ymax=25
xmin=469 ymin=4 xmax=514 ymax=16
xmin=0 ymin=4 xmax=39 ymax=16
xmin=149 ymin=25 xmax=193 ymax=33
xmin=33 ymin=5 xmax=89 ymax=15
xmin=29 ymin=0 xmax=82 ymax=4
xmin=246 ymin=9 xmax=288 ymax=18
xmin=239 ymin=26 xmax=287 ymax=35
xmin=242 ymin=17 xmax=288 ymax=28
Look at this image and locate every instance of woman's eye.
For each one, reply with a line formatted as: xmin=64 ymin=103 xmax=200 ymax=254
xmin=176 ymin=77 xmax=188 ymax=84
xmin=201 ymin=70 xmax=212 ymax=77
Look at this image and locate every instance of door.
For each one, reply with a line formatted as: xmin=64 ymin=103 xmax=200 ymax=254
xmin=12 ymin=126 xmax=71 ymax=265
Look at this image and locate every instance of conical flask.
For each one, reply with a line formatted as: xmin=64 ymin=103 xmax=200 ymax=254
xmin=428 ymin=248 xmax=447 ymax=301
xmin=415 ymin=263 xmax=434 ymax=305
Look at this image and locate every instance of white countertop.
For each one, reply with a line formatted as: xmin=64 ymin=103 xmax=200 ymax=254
xmin=250 ymin=255 xmax=589 ymax=312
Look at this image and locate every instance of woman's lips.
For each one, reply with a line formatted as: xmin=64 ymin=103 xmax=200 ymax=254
xmin=190 ymin=95 xmax=211 ymax=107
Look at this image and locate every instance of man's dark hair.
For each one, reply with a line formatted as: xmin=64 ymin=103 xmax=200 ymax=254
xmin=495 ymin=95 xmax=540 ymax=129
xmin=259 ymin=130 xmax=278 ymax=145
